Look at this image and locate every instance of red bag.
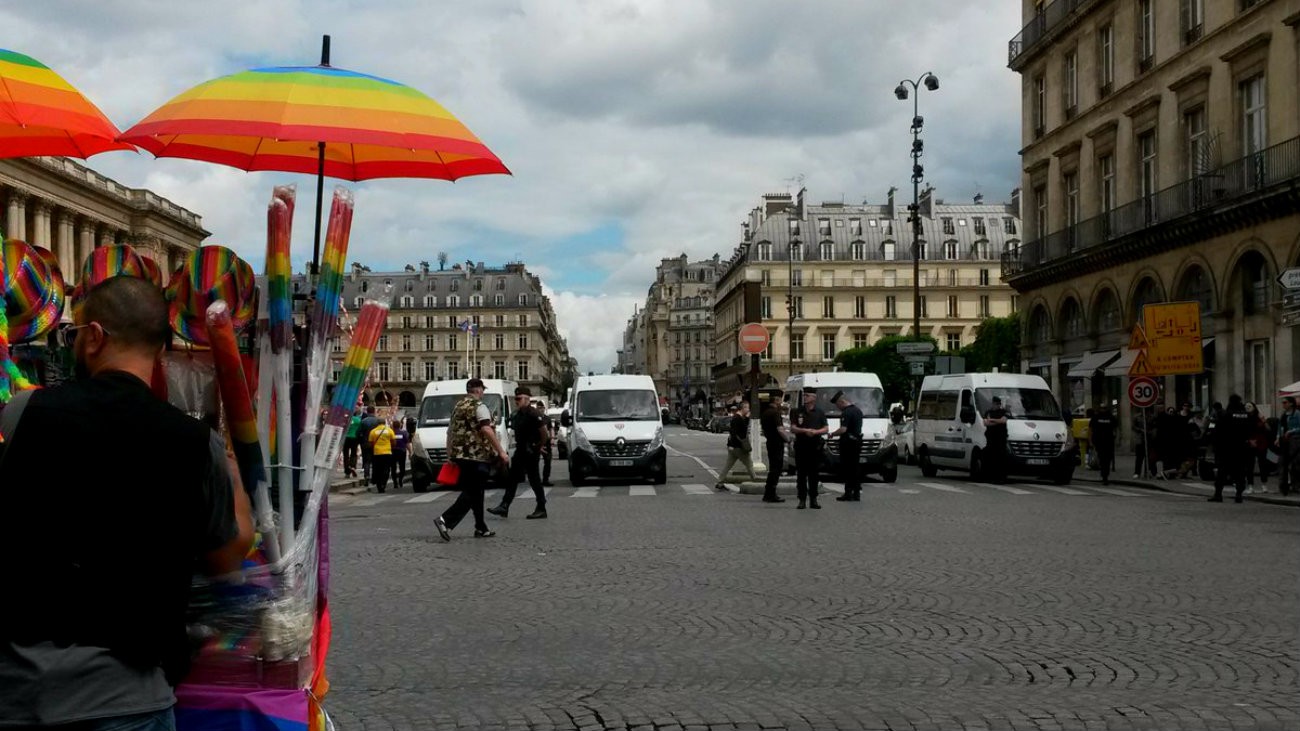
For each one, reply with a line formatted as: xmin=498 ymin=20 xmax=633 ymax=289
xmin=436 ymin=461 xmax=461 ymax=486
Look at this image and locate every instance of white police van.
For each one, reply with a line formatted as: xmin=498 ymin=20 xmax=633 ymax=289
xmin=562 ymin=375 xmax=666 ymax=486
xmin=783 ymin=372 xmax=898 ymax=483
xmin=409 ymin=378 xmax=516 ymax=492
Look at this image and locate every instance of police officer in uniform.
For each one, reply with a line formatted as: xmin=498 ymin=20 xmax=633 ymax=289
xmin=831 ymin=390 xmax=864 ymax=502
xmin=982 ymin=395 xmax=1010 ymax=483
xmin=534 ymin=400 xmax=556 ymax=487
xmin=790 ymin=386 xmax=829 ymax=509
xmin=1088 ymin=403 xmax=1117 ymax=485
xmin=760 ymin=398 xmax=789 ymax=503
xmin=1210 ymin=394 xmax=1250 ymax=503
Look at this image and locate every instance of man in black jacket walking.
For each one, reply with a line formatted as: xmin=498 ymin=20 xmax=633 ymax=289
xmin=716 ymin=402 xmax=757 ymax=489
xmin=760 ymin=399 xmax=789 ymax=503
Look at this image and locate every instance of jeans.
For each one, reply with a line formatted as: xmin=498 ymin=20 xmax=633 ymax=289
xmin=501 ymin=447 xmax=545 ymax=507
xmin=48 ymin=708 xmax=175 ymax=731
xmin=719 ymin=446 xmax=756 ymax=483
xmin=442 ymin=459 xmax=490 ymax=533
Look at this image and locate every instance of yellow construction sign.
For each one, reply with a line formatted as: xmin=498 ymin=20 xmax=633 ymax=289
xmin=1128 ymin=301 xmax=1203 ymax=376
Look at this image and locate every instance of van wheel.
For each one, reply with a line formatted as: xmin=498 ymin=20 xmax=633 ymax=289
xmin=880 ymin=465 xmax=898 ymax=483
xmin=1053 ymin=468 xmax=1074 ymax=485
xmin=919 ymin=450 xmax=938 ymax=478
xmin=969 ymin=449 xmax=984 ymax=482
xmin=653 ymin=466 xmax=667 ymax=485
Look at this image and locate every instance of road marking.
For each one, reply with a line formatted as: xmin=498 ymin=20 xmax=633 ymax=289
xmin=515 ymin=488 xmax=551 ymax=500
xmin=975 ymin=483 xmax=1034 ymax=495
xmin=351 ymin=494 xmax=399 ymax=507
xmin=485 ymin=489 xmax=502 ymax=501
xmin=1035 ymin=485 xmax=1091 ymax=496
xmin=821 ymin=484 xmax=844 ymax=494
xmin=571 ymin=487 xmax=600 ymax=498
xmin=681 ymin=484 xmax=713 ymax=495
xmin=405 ymin=492 xmax=446 ymax=503
xmin=919 ymin=482 xmax=970 ymax=493
xmin=629 ymin=486 xmax=656 ymax=496
xmin=1085 ymin=486 xmax=1141 ymax=497
xmin=1181 ymin=481 xmax=1212 ymax=491
xmin=666 ymin=443 xmax=720 ymax=479
xmin=898 ymin=489 xmax=921 ymax=494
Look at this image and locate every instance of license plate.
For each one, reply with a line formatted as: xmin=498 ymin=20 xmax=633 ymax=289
xmin=1027 ymin=458 xmax=1050 ymax=466
xmin=610 ymin=459 xmax=634 ymax=467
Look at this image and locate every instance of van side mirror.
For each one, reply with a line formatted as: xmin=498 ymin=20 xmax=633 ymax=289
xmin=561 ymin=411 xmax=572 ymax=427
xmin=960 ymin=406 xmax=977 ymax=424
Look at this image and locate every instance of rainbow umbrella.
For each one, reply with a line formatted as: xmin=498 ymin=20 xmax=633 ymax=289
xmin=119 ymin=36 xmax=509 ymax=272
xmin=0 ymin=48 xmax=134 ymax=159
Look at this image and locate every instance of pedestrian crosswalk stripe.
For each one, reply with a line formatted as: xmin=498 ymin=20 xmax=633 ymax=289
xmin=352 ymin=494 xmax=399 ymax=507
xmin=405 ymin=492 xmax=446 ymax=503
xmin=1036 ymin=485 xmax=1090 ymax=496
xmin=515 ymin=488 xmax=551 ymax=500
xmin=629 ymin=486 xmax=656 ymax=496
xmin=1086 ymin=486 xmax=1141 ymax=497
xmin=976 ymin=483 xmax=1034 ymax=495
xmin=1181 ymin=481 xmax=1211 ymax=491
xmin=822 ymin=484 xmax=844 ymax=493
xmin=681 ymin=484 xmax=713 ymax=495
xmin=919 ymin=482 xmax=970 ymax=493
xmin=898 ymin=489 xmax=921 ymax=494
xmin=572 ymin=487 xmax=600 ymax=498
xmin=485 ymin=489 xmax=502 ymax=500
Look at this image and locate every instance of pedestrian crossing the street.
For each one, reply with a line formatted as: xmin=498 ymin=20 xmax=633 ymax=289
xmin=331 ymin=479 xmax=1191 ymax=509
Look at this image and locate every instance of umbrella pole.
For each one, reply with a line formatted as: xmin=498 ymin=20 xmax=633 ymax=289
xmin=312 ymin=142 xmax=325 ymax=276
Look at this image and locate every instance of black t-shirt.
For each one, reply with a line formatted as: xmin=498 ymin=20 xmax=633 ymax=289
xmin=727 ymin=412 xmax=749 ymax=448
xmin=792 ymin=406 xmax=828 ymax=448
xmin=511 ymin=406 xmax=543 ymax=450
xmin=761 ymin=406 xmax=784 ymax=443
xmin=840 ymin=403 xmax=864 ymax=440
xmin=985 ymin=407 xmax=1009 ymax=443
xmin=1216 ymin=406 xmax=1251 ymax=448
xmin=1089 ymin=413 xmax=1117 ymax=446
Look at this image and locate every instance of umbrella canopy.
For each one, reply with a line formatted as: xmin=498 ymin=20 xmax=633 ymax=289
xmin=1280 ymin=380 xmax=1300 ymax=397
xmin=119 ymin=64 xmax=509 ymax=182
xmin=0 ymin=48 xmax=134 ymax=159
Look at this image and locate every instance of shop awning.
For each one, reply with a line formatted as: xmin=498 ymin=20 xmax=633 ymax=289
xmin=1066 ymin=350 xmax=1120 ymax=378
xmin=1103 ymin=348 xmax=1138 ymax=377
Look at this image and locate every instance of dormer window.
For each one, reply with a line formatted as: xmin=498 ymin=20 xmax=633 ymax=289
xmin=819 ymin=242 xmax=833 ymax=260
xmin=756 ymin=242 xmax=772 ymax=260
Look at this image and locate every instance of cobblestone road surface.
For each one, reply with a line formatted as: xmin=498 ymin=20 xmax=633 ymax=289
xmin=324 ymin=427 xmax=1300 ymax=730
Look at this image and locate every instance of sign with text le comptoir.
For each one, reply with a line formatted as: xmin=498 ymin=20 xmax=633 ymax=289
xmin=1128 ymin=301 xmax=1203 ymax=377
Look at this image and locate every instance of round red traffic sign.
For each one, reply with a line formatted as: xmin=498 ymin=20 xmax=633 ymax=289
xmin=738 ymin=322 xmax=770 ymax=355
xmin=1128 ymin=376 xmax=1159 ymax=408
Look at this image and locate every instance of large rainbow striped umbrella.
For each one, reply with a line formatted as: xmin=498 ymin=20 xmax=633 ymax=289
xmin=119 ymin=36 xmax=509 ymax=270
xmin=0 ymin=48 xmax=135 ymax=159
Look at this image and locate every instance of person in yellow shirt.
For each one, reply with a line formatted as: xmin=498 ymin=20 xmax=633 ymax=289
xmin=369 ymin=420 xmax=397 ymax=493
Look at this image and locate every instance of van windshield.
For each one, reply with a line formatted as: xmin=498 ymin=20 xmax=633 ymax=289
xmin=419 ymin=393 xmax=504 ymax=426
xmin=809 ymin=387 xmax=887 ymax=418
xmin=975 ymin=388 xmax=1061 ymax=420
xmin=576 ymin=389 xmax=660 ymax=421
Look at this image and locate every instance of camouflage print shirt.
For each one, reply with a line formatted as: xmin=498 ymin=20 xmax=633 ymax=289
xmin=447 ymin=395 xmax=495 ymax=462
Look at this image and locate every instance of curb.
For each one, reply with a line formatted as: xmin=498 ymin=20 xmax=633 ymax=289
xmin=1071 ymin=472 xmax=1299 ymax=507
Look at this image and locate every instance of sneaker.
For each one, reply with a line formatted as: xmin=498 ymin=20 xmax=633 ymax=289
xmin=526 ymin=508 xmax=547 ymax=520
xmin=809 ymin=501 xmax=822 ymax=509
xmin=714 ymin=482 xmax=728 ymax=491
xmin=542 ymin=481 xmax=555 ymax=487
xmin=836 ymin=494 xmax=852 ymax=502
xmin=474 ymin=529 xmax=497 ymax=538
xmin=762 ymin=496 xmax=786 ymax=503
xmin=486 ymin=505 xmax=508 ymax=518
xmin=434 ymin=516 xmax=451 ymax=542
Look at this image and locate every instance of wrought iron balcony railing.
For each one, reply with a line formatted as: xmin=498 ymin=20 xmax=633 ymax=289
xmin=1008 ymin=0 xmax=1089 ymax=66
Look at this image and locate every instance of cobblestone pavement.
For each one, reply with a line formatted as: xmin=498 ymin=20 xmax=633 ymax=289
xmin=324 ymin=427 xmax=1300 ymax=730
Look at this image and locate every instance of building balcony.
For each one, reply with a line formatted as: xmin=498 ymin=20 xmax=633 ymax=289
xmin=1008 ymin=0 xmax=1101 ymax=69
xmin=1003 ymin=136 xmax=1300 ymax=289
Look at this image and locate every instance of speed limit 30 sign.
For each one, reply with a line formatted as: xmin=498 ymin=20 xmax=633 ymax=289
xmin=1128 ymin=376 xmax=1159 ymax=408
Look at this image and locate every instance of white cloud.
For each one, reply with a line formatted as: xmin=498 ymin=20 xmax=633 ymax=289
xmin=546 ymin=289 xmax=640 ymax=374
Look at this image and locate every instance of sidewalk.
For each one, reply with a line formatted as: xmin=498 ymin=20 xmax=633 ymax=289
xmin=1071 ymin=467 xmax=1300 ymax=507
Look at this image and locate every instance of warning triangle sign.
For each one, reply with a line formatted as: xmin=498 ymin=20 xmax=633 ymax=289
xmin=1129 ymin=325 xmax=1149 ymax=351
xmin=1128 ymin=349 xmax=1154 ymax=376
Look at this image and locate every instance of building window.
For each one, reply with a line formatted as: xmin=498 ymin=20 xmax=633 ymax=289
xmin=494 ymin=333 xmax=505 ymax=350
xmin=1098 ymin=23 xmax=1115 ymax=93
xmin=1099 ymin=153 xmax=1116 ymax=213
xmin=1063 ymin=50 xmax=1078 ymax=117
xmin=822 ymin=334 xmax=837 ymax=361
xmin=917 ymin=241 xmax=928 ymax=260
xmin=853 ymin=333 xmax=869 ymax=349
xmin=1032 ymin=74 xmax=1046 ymax=136
xmin=761 ymin=296 xmax=772 ymax=319
xmin=449 ymin=333 xmax=458 ymax=351
xmin=425 ymin=361 xmax=437 ymax=381
xmin=1181 ymin=0 xmax=1204 ymax=44
xmin=425 ymin=316 xmax=435 ymax=329
xmin=789 ymin=218 xmax=801 ymax=237
xmin=919 ymin=296 xmax=929 ymax=318
xmin=495 ymin=315 xmax=505 ymax=327
xmin=947 ymin=268 xmax=958 ymax=286
xmin=763 ymin=343 xmax=773 ymax=360
xmin=791 ymin=296 xmax=803 ymax=318
xmin=947 ymin=296 xmax=959 ymax=317
xmin=401 ymin=295 xmax=414 ymax=308
xmin=1011 ymin=295 xmax=1020 ymax=313
xmin=377 ymin=360 xmax=390 ymax=381
xmin=854 ymin=296 xmax=866 ymax=318
xmin=791 ymin=269 xmax=803 ymax=286
xmin=1064 ymin=170 xmax=1079 ymax=246
xmin=979 ymin=295 xmax=991 ymax=318
xmin=791 ymin=334 xmax=805 ymax=361
xmin=401 ymin=361 xmax=413 ymax=381
xmin=944 ymin=241 xmax=958 ymax=260
xmin=1003 ymin=217 xmax=1017 ymax=235
xmin=818 ymin=218 xmax=831 ymax=236
xmin=1033 ymin=184 xmax=1048 ymax=240
xmin=450 ymin=280 xmax=459 ymax=292
xmin=425 ymin=334 xmax=435 ymax=351
xmin=822 ymin=296 xmax=835 ymax=318
xmin=850 ymin=218 xmax=862 ymax=235
xmin=979 ymin=269 xmax=990 ymax=286
xmin=494 ymin=294 xmax=505 ymax=306
xmin=517 ymin=360 xmax=529 ymax=381
xmin=1184 ymin=106 xmax=1208 ymax=179
xmin=851 ymin=241 xmax=865 ymax=260
xmin=946 ymin=333 xmax=962 ymax=352
xmin=494 ymin=361 xmax=507 ymax=379
xmin=1138 ymin=130 xmax=1158 ymax=221
xmin=519 ymin=314 xmax=528 ymax=327
xmin=819 ymin=241 xmax=833 ymax=260
xmin=518 ymin=333 xmax=528 ymax=349
xmin=885 ymin=296 xmax=897 ymax=319
xmin=882 ymin=241 xmax=896 ymax=260
xmin=942 ymin=217 xmax=955 ymax=235
xmin=402 ymin=316 xmax=411 ymax=329
xmin=884 ymin=269 xmax=897 ymax=287
xmin=424 ymin=295 xmax=436 ymax=307
xmin=401 ymin=334 xmax=411 ymax=352
xmin=790 ymin=242 xmax=803 ymax=261
xmin=447 ymin=361 xmax=459 ymax=380
xmin=447 ymin=295 xmax=459 ymax=307
xmin=378 ymin=335 xmax=389 ymax=352
xmin=757 ymin=242 xmax=772 ymax=260
xmin=1138 ymin=0 xmax=1154 ymax=70
xmin=496 ymin=278 xmax=506 ymax=290
xmin=473 ymin=279 xmax=483 ymax=291
xmin=518 ymin=293 xmax=528 ymax=306
xmin=760 ymin=269 xmax=771 ymax=286
xmin=1241 ymin=75 xmax=1267 ymax=159
xmin=973 ymin=217 xmax=986 ymax=235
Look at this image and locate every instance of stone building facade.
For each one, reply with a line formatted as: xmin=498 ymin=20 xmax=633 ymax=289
xmin=0 ymin=156 xmax=208 ymax=283
xmin=712 ymin=188 xmax=1022 ymax=392
xmin=318 ymin=261 xmax=575 ymax=408
xmin=1004 ymin=0 xmax=1300 ymax=433
xmin=624 ymin=255 xmax=722 ymax=409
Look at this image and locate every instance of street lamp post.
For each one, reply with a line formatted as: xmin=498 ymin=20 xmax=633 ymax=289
xmin=785 ymin=206 xmax=799 ymax=381
xmin=894 ymin=72 xmax=940 ymax=343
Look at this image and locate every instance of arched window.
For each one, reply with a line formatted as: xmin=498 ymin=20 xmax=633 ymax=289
xmin=1060 ymin=298 xmax=1084 ymax=338
xmin=1131 ymin=277 xmax=1164 ymax=326
xmin=1176 ymin=265 xmax=1214 ymax=314
xmin=1030 ymin=306 xmax=1052 ymax=342
xmin=1092 ymin=289 xmax=1121 ymax=333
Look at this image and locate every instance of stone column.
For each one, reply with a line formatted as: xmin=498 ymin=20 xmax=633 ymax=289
xmin=98 ymin=226 xmax=115 ymax=249
xmin=34 ymin=202 xmax=53 ymax=249
xmin=77 ymin=220 xmax=96 ymax=282
xmin=6 ymin=189 xmax=27 ymax=240
xmin=56 ymin=212 xmax=76 ymax=280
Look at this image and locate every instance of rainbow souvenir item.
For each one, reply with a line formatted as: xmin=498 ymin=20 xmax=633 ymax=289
xmin=266 ymin=186 xmax=295 ymax=354
xmin=140 ymin=255 xmax=163 ymax=288
xmin=0 ymin=48 xmax=135 ymax=159
xmin=308 ymin=188 xmax=352 ymax=347
xmin=3 ymin=239 xmax=64 ymax=344
xmin=119 ymin=64 xmax=509 ymax=181
xmin=166 ymin=246 xmax=256 ymax=346
xmin=69 ymin=243 xmax=147 ymax=319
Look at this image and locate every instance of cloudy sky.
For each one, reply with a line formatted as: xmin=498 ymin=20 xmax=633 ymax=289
xmin=4 ymin=0 xmax=1023 ymax=372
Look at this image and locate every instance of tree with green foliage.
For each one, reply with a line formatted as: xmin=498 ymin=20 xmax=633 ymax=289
xmin=832 ymin=334 xmax=939 ymax=406
xmin=959 ymin=314 xmax=1021 ymax=372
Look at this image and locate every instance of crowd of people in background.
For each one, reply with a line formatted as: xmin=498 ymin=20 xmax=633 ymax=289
xmin=342 ymin=404 xmax=415 ymax=494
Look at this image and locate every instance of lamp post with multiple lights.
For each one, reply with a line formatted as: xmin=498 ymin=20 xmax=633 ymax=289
xmin=894 ymin=72 xmax=940 ymax=343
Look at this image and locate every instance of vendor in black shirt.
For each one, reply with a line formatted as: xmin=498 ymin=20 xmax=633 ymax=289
xmin=760 ymin=400 xmax=789 ymax=503
xmin=831 ymin=391 xmax=865 ymax=502
xmin=790 ymin=386 xmax=829 ymax=509
xmin=983 ymin=396 xmax=1010 ymax=483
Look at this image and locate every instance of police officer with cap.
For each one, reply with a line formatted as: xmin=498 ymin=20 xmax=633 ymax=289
xmin=830 ymin=390 xmax=864 ymax=501
xmin=790 ymin=386 xmax=829 ymax=509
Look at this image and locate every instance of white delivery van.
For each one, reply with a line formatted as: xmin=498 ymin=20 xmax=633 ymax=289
xmin=914 ymin=373 xmax=1074 ymax=484
xmin=409 ymin=378 xmax=517 ymax=492
xmin=782 ymin=371 xmax=898 ymax=483
xmin=561 ymin=374 xmax=666 ymax=486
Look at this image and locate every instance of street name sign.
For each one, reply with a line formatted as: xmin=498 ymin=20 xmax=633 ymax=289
xmin=1277 ymin=267 xmax=1300 ymax=290
xmin=738 ymin=323 xmax=770 ymax=355
xmin=904 ymin=355 xmax=931 ymax=363
xmin=896 ymin=342 xmax=936 ymax=355
xmin=1128 ymin=376 xmax=1159 ymax=408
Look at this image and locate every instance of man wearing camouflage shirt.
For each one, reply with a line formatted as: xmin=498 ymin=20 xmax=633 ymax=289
xmin=435 ymin=379 xmax=509 ymax=540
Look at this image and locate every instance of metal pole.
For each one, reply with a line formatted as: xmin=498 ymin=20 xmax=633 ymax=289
xmin=788 ymin=236 xmax=795 ymax=381
xmin=310 ymin=35 xmax=331 ymax=277
xmin=911 ymin=92 xmax=922 ymax=343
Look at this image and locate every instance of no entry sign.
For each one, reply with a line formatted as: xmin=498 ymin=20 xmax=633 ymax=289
xmin=738 ymin=323 xmax=770 ymax=354
xmin=1127 ymin=376 xmax=1159 ymax=408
